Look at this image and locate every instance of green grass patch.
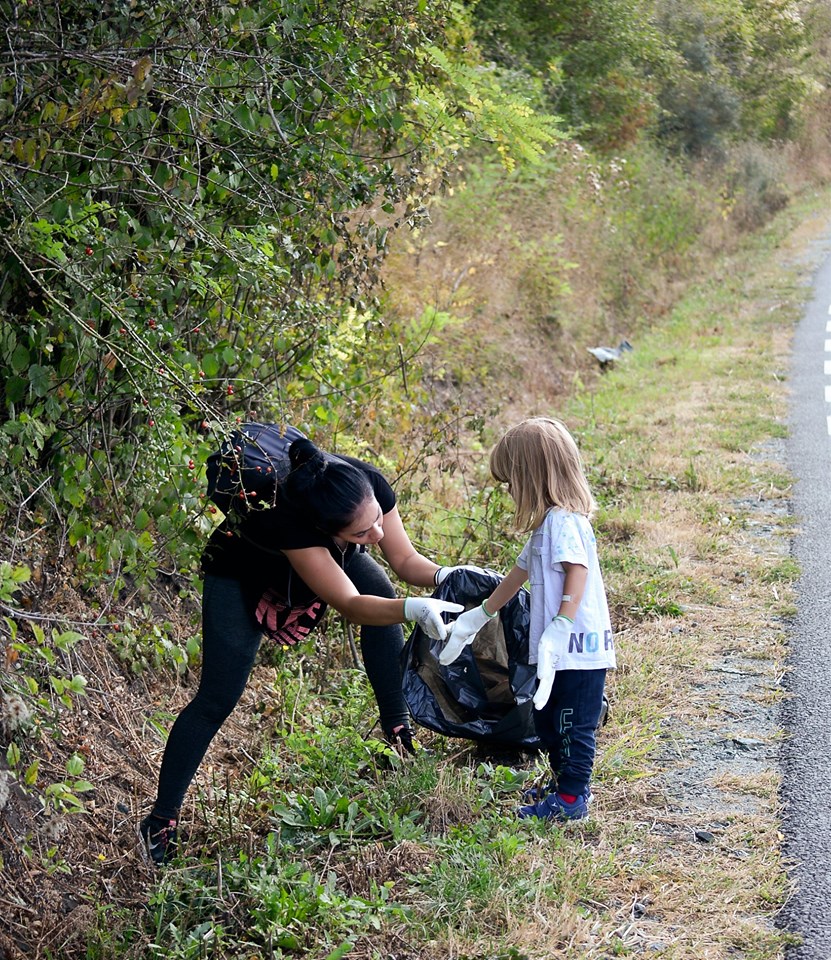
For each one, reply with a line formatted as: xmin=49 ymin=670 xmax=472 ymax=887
xmin=97 ymin=180 xmax=831 ymax=960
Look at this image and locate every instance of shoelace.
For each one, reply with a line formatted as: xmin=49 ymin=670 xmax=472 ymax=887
xmin=147 ymin=820 xmax=175 ymax=850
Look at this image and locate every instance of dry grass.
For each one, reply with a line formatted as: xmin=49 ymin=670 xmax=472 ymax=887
xmin=375 ymin=181 xmax=831 ymax=955
xmin=3 ymin=153 xmax=831 ymax=959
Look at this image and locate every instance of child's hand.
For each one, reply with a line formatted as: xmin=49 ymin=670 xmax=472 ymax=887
xmin=533 ymin=616 xmax=571 ymax=709
xmin=438 ymin=603 xmax=493 ymax=664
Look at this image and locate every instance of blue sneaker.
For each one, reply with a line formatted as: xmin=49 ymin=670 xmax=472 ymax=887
xmin=522 ymin=781 xmax=593 ymax=806
xmin=521 ymin=779 xmax=555 ymax=804
xmin=518 ymin=790 xmax=589 ymax=822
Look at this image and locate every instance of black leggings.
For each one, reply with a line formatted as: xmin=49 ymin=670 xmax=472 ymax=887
xmin=151 ymin=552 xmax=408 ymax=819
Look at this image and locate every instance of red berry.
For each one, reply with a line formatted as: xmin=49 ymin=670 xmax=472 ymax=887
xmin=188 ymin=460 xmax=195 ymax=469
xmin=148 ymin=419 xmax=155 ymax=426
xmin=227 ymin=385 xmax=234 ymax=395
xmin=85 ymin=246 xmax=93 ymax=256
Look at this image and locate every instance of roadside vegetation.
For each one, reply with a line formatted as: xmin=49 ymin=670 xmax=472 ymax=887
xmin=1 ymin=1 xmax=830 ymax=957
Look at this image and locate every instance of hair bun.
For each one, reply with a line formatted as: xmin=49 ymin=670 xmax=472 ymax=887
xmin=283 ymin=437 xmax=373 ymax=534
xmin=289 ymin=437 xmax=325 ymax=471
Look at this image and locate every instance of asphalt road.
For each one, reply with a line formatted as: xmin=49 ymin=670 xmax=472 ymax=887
xmin=783 ymin=231 xmax=831 ymax=960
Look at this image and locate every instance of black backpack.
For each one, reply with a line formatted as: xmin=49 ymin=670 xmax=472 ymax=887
xmin=205 ymin=422 xmax=306 ymax=515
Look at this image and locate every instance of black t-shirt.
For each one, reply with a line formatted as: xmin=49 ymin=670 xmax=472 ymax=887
xmin=201 ymin=455 xmax=396 ymax=608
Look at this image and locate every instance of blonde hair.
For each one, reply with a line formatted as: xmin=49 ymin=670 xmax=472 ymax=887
xmin=489 ymin=417 xmax=596 ymax=532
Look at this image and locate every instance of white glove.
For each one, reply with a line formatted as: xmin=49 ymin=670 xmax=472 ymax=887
xmin=435 ymin=564 xmax=483 ymax=586
xmin=438 ymin=602 xmax=496 ymax=665
xmin=403 ymin=597 xmax=464 ymax=641
xmin=533 ymin=616 xmax=571 ymax=710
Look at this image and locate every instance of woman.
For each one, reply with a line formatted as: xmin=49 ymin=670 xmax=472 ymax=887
xmin=140 ymin=436 xmax=464 ymax=865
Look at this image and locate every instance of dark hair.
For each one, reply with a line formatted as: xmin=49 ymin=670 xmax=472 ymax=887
xmin=284 ymin=437 xmax=373 ymax=535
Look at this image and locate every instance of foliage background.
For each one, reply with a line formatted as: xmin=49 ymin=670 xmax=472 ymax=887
xmin=1 ymin=0 xmax=829 ymax=956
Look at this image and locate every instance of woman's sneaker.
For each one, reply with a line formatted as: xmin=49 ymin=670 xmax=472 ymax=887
xmin=384 ymin=724 xmax=433 ymax=757
xmin=386 ymin=723 xmax=416 ymax=755
xmin=140 ymin=814 xmax=179 ymax=866
xmin=517 ymin=790 xmax=589 ymax=823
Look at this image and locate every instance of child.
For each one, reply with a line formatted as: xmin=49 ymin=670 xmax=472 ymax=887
xmin=439 ymin=417 xmax=615 ymax=822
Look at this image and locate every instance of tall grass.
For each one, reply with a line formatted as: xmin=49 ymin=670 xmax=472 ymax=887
xmin=107 ymin=180 xmax=828 ymax=960
xmin=10 ymin=68 xmax=830 ymax=960
xmin=383 ymin=132 xmax=827 ymax=422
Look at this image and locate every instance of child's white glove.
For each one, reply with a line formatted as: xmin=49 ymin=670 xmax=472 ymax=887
xmin=435 ymin=564 xmax=483 ymax=585
xmin=533 ymin=616 xmax=571 ymax=710
xmin=403 ymin=597 xmax=464 ymax=641
xmin=438 ymin=602 xmax=496 ymax=665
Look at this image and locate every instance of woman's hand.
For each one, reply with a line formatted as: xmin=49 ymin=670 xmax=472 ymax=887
xmin=403 ymin=597 xmax=463 ymax=641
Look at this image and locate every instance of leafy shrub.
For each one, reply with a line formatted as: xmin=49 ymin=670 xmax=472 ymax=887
xmin=724 ymin=142 xmax=790 ymax=229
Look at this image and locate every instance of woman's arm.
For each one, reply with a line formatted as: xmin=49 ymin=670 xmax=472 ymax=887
xmin=376 ymin=506 xmax=440 ymax=588
xmin=282 ymin=546 xmax=407 ymax=625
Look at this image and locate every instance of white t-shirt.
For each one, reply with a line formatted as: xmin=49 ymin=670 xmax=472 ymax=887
xmin=516 ymin=508 xmax=616 ymax=671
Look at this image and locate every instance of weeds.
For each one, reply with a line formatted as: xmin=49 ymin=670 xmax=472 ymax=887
xmin=70 ymin=178 xmax=820 ymax=960
xmin=4 ymin=111 xmax=828 ymax=960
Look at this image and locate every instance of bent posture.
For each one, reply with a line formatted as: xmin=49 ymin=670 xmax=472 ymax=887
xmin=141 ymin=437 xmax=464 ymax=864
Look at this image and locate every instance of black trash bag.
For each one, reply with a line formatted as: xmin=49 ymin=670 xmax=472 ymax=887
xmin=401 ymin=566 xmax=541 ymax=749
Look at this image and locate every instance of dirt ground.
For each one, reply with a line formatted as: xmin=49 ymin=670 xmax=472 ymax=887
xmin=3 ymin=203 xmax=825 ymax=959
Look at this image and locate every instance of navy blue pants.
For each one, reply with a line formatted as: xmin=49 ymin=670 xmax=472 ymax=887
xmin=534 ymin=668 xmax=607 ymax=797
xmin=151 ymin=551 xmax=408 ymax=818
